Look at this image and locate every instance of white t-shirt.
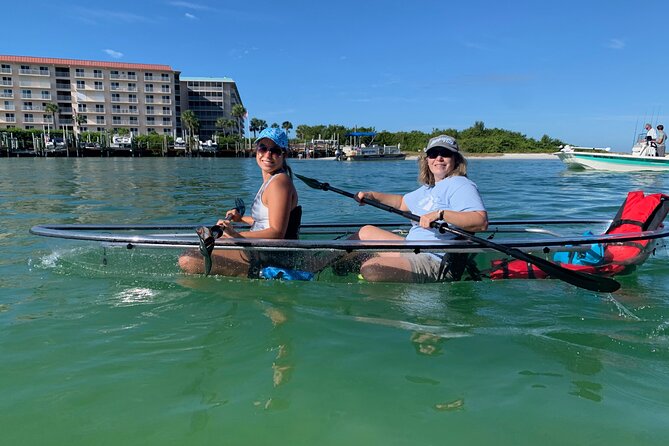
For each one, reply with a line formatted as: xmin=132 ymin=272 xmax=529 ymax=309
xmin=402 ymin=176 xmax=486 ymax=241
xmin=647 ymin=127 xmax=658 ymax=140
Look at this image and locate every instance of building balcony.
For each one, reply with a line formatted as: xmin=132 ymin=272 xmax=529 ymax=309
xmin=59 ymin=118 xmax=74 ymax=125
xmin=112 ymin=120 xmax=139 ymax=126
xmin=0 ymin=92 xmax=14 ymax=98
xmin=56 ymin=95 xmax=72 ymax=101
xmin=19 ymin=68 xmax=50 ymax=76
xmin=22 ymin=105 xmax=46 ymax=112
xmin=0 ymin=80 xmax=12 ymax=87
xmin=1 ymin=68 xmax=12 ymax=74
xmin=110 ymin=98 xmax=139 ymax=104
xmin=110 ymin=73 xmax=137 ymax=80
xmin=24 ymin=116 xmax=51 ymax=124
xmin=110 ymin=86 xmax=138 ymax=92
xmin=0 ymin=105 xmax=15 ymax=111
xmin=112 ymin=109 xmax=139 ymax=115
xmin=74 ymin=72 xmax=104 ymax=79
xmin=0 ymin=117 xmax=16 ymax=123
xmin=19 ymin=80 xmax=51 ymax=88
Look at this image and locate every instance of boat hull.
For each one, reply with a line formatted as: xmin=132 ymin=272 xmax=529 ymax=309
xmin=555 ymin=151 xmax=669 ymax=172
xmin=346 ymin=154 xmax=406 ymax=161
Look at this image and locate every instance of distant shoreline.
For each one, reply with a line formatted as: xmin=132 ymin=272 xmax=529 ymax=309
xmin=310 ymin=153 xmax=557 ymax=161
xmin=405 ymin=153 xmax=557 ymax=161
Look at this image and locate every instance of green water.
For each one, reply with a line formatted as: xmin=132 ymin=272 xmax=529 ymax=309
xmin=2 ymin=158 xmax=669 ymax=445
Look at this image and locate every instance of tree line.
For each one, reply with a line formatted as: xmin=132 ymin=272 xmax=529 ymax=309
xmin=292 ymin=121 xmax=566 ymax=153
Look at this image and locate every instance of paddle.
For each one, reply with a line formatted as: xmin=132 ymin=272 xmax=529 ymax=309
xmin=294 ymin=173 xmax=621 ymax=293
xmin=197 ymin=198 xmax=246 ymax=276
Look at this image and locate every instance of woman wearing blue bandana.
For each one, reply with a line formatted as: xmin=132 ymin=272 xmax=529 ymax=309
xmin=350 ymin=134 xmax=488 ymax=283
xmin=179 ymin=127 xmax=300 ymax=277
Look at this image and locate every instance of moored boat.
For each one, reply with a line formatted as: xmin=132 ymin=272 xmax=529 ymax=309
xmin=341 ymin=131 xmax=406 ymax=161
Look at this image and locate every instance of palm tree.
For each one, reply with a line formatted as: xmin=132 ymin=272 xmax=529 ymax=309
xmin=45 ymin=103 xmax=59 ymax=139
xmin=282 ymin=121 xmax=293 ymax=137
xmin=231 ymin=104 xmax=246 ymax=137
xmin=250 ymin=118 xmax=264 ymax=138
xmin=181 ymin=110 xmax=199 ymax=153
xmin=224 ymin=119 xmax=236 ymax=136
xmin=271 ymin=122 xmax=279 ymax=129
xmin=215 ymin=117 xmax=227 ymax=136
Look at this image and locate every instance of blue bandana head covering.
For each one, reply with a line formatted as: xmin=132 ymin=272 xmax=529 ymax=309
xmin=255 ymin=128 xmax=288 ymax=149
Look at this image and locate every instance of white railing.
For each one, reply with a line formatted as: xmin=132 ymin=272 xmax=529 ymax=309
xmin=20 ymin=68 xmax=50 ymax=76
xmin=110 ymin=73 xmax=137 ymax=80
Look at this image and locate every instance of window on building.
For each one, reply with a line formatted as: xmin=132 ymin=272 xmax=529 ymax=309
xmin=76 ymin=80 xmax=85 ymax=89
xmin=75 ymin=68 xmax=85 ymax=77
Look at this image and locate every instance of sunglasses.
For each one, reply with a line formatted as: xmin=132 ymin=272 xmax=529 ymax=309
xmin=426 ymin=148 xmax=454 ymax=159
xmin=256 ymin=143 xmax=284 ymax=156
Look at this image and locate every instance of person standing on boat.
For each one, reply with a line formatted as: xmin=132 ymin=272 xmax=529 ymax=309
xmin=178 ymin=127 xmax=300 ymax=277
xmin=645 ymin=123 xmax=658 ymax=142
xmin=348 ymin=135 xmax=488 ymax=283
xmin=656 ymin=125 xmax=666 ymax=157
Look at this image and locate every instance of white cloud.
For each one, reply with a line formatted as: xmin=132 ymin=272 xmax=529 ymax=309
xmin=169 ymin=1 xmax=211 ymax=10
xmin=608 ymin=38 xmax=625 ymax=49
xmin=185 ymin=12 xmax=196 ymax=19
xmin=103 ymin=49 xmax=124 ymax=59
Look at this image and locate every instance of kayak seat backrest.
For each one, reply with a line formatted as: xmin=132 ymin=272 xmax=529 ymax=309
xmin=489 ymin=191 xmax=669 ymax=280
xmin=285 ymin=205 xmax=302 ymax=240
xmin=603 ymin=191 xmax=669 ymax=265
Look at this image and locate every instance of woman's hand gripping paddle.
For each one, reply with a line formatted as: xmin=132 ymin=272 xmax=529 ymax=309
xmin=294 ymin=173 xmax=620 ymax=293
xmin=196 ymin=198 xmax=246 ymax=276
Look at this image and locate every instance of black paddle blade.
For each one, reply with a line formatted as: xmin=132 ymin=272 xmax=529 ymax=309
xmin=295 ymin=173 xmax=326 ymax=190
xmin=196 ymin=226 xmax=215 ymax=276
xmin=234 ymin=198 xmax=246 ymax=217
xmin=520 ymin=251 xmax=620 ymax=293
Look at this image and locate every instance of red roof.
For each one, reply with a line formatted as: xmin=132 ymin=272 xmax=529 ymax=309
xmin=0 ymin=55 xmax=174 ymax=71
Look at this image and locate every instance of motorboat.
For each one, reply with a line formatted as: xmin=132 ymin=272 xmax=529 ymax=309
xmin=554 ymin=136 xmax=669 ymax=172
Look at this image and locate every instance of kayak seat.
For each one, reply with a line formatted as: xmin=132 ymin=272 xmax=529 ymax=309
xmin=489 ymin=191 xmax=669 ymax=280
xmin=285 ymin=205 xmax=302 ymax=240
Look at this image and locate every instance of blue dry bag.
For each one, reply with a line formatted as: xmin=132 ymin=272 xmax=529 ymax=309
xmin=552 ymin=230 xmax=605 ymax=266
xmin=260 ymin=266 xmax=314 ymax=281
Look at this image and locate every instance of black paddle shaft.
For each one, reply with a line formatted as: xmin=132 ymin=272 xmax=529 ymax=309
xmin=299 ymin=175 xmax=621 ymax=293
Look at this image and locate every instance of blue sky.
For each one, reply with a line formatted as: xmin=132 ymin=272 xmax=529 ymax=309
xmin=2 ymin=0 xmax=667 ymax=150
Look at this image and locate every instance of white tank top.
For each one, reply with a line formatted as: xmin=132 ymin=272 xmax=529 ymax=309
xmin=250 ymin=174 xmax=282 ymax=232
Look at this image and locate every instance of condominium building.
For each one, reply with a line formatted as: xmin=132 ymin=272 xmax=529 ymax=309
xmin=181 ymin=77 xmax=243 ymax=140
xmin=0 ymin=55 xmax=245 ymax=138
